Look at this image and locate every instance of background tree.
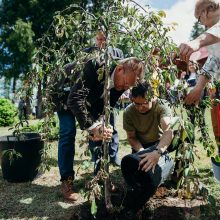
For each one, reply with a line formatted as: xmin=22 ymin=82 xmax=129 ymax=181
xmin=29 ymin=0 xmax=180 ymax=213
xmin=0 ymin=0 xmax=106 ymax=117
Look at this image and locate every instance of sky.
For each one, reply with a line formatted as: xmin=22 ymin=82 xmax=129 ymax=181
xmin=137 ymin=0 xmax=197 ymax=45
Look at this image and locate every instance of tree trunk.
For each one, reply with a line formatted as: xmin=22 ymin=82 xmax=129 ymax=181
xmin=36 ymin=80 xmax=43 ymax=119
xmin=12 ymin=77 xmax=16 ymax=94
xmin=103 ymin=38 xmax=113 ymax=211
xmin=25 ymin=96 xmax=32 ymax=116
xmin=4 ymin=78 xmax=10 ymax=99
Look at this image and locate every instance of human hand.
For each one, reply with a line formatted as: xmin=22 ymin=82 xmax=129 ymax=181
xmin=208 ymin=88 xmax=216 ymax=99
xmin=179 ymin=40 xmax=200 ymax=62
xmin=138 ymin=151 xmax=160 ymax=173
xmin=90 ymin=125 xmax=113 ymax=141
xmin=180 ymin=71 xmax=186 ymax=79
xmin=184 ymin=86 xmax=203 ymax=105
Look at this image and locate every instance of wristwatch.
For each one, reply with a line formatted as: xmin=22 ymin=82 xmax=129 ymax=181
xmin=155 ymin=147 xmax=163 ymax=156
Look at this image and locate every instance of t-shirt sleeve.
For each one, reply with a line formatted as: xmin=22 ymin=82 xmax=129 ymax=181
xmin=123 ymin=110 xmax=135 ymax=132
xmin=206 ymin=20 xmax=220 ymax=38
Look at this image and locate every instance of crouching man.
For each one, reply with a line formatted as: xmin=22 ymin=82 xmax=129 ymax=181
xmin=121 ymin=81 xmax=174 ymax=211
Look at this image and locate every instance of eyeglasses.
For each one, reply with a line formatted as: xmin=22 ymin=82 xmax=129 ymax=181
xmin=133 ymin=101 xmax=148 ymax=107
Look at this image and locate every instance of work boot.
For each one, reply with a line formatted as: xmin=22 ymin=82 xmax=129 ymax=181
xmin=61 ymin=177 xmax=79 ymax=201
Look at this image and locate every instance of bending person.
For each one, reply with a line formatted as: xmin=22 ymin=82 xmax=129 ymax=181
xmin=57 ymin=57 xmax=144 ymax=202
xmin=121 ymin=81 xmax=174 ymax=211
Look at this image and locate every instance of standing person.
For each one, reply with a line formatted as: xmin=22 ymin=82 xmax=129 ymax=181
xmin=178 ymin=0 xmax=220 ymax=155
xmin=179 ymin=0 xmax=220 ymax=62
xmin=57 ymin=56 xmax=144 ymax=201
xmin=84 ymin=30 xmax=124 ymax=168
xmin=178 ymin=0 xmax=220 ymax=105
xmin=121 ymin=81 xmax=174 ymax=211
xmin=84 ymin=30 xmax=124 ymax=59
xmin=18 ymin=97 xmax=27 ymax=120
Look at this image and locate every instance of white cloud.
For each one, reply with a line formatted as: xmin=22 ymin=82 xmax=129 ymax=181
xmin=135 ymin=0 xmax=197 ymax=45
xmin=161 ymin=0 xmax=197 ymax=45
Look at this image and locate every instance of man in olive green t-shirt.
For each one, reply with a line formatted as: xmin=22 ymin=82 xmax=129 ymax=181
xmin=123 ymin=81 xmax=173 ymax=173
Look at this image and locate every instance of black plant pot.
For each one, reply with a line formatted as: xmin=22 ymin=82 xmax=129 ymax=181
xmin=0 ymin=132 xmax=44 ymax=183
xmin=121 ymin=146 xmax=174 ymax=210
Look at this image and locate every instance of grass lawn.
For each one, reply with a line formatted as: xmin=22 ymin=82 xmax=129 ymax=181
xmin=0 ymin=109 xmax=219 ymax=219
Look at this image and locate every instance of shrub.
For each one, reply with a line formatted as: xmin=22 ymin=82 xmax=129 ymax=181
xmin=0 ymin=98 xmax=17 ymax=126
xmin=21 ymin=116 xmax=59 ymax=141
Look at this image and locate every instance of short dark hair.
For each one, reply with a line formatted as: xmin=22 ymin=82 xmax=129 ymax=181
xmin=131 ymin=81 xmax=153 ymax=99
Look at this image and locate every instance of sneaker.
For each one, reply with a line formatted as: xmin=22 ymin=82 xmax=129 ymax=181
xmin=61 ymin=177 xmax=79 ymax=201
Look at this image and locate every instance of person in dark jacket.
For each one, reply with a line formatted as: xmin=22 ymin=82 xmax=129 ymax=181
xmin=18 ymin=97 xmax=28 ymax=120
xmin=84 ymin=31 xmax=124 ymax=167
xmin=58 ymin=56 xmax=144 ymax=201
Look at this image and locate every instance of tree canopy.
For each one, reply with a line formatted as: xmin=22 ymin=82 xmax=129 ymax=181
xmin=0 ymin=0 xmax=106 ymax=90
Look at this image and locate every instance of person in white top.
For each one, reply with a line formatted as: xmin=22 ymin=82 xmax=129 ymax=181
xmin=179 ymin=0 xmax=220 ymax=62
xmin=179 ymin=0 xmax=220 ymax=156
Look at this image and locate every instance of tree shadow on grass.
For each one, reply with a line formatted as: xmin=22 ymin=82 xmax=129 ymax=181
xmin=0 ymin=168 xmax=92 ymax=219
xmin=0 ymin=166 xmax=125 ymax=220
xmin=1 ymin=164 xmax=219 ymax=220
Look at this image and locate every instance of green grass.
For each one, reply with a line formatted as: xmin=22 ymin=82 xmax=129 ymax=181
xmin=0 ymin=109 xmax=219 ymax=219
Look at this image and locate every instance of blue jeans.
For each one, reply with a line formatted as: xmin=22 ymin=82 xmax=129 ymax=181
xmin=57 ymin=110 xmax=76 ymax=181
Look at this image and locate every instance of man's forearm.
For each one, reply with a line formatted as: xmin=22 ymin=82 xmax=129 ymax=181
xmin=196 ymin=33 xmax=220 ymax=48
xmin=195 ymin=75 xmax=209 ymax=91
xmin=157 ymin=130 xmax=173 ymax=152
xmin=128 ymin=137 xmax=143 ymax=152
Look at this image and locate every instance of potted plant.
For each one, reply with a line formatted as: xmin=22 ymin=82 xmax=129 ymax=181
xmin=211 ymin=156 xmax=220 ymax=183
xmin=0 ymin=126 xmax=44 ymax=182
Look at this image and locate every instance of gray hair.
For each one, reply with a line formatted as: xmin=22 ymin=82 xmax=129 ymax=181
xmin=195 ymin=0 xmax=220 ymax=18
xmin=119 ymin=57 xmax=144 ymax=80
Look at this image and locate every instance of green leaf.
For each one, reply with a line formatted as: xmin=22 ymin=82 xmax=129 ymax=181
xmin=215 ymin=155 xmax=220 ymax=162
xmin=170 ymin=117 xmax=179 ymax=129
xmin=184 ymin=167 xmax=189 ymax=177
xmin=170 ymin=71 xmax=176 ymax=84
xmin=181 ymin=130 xmax=187 ymax=142
xmin=186 ymin=150 xmax=192 ymax=160
xmin=82 ymin=160 xmax=92 ymax=170
xmin=171 ymin=135 xmax=179 ymax=150
xmin=158 ymin=10 xmax=166 ymax=18
xmin=208 ymin=195 xmax=216 ymax=207
xmin=91 ymin=199 xmax=97 ymax=217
